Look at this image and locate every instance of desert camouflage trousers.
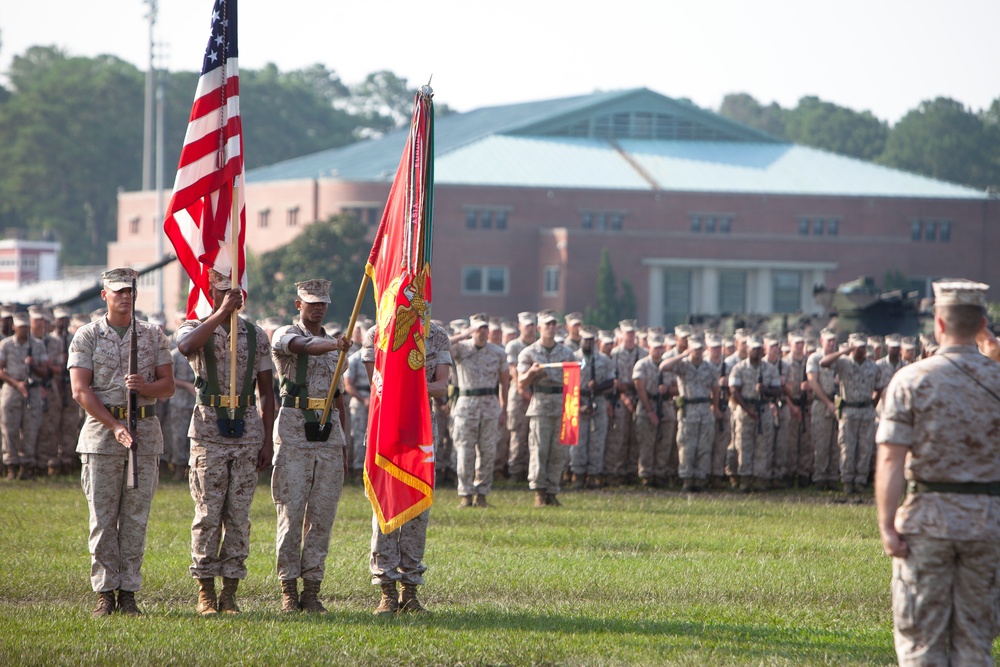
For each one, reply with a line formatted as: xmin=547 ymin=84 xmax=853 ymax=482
xmin=272 ymin=443 xmax=344 ymax=581
xmin=604 ymin=402 xmax=638 ymax=478
xmin=677 ymin=405 xmax=714 ymax=480
xmin=811 ymin=401 xmax=839 ymax=482
xmin=892 ymin=534 xmax=1000 ymax=667
xmin=733 ymin=406 xmax=776 ymax=479
xmin=370 ymin=509 xmax=429 ymax=586
xmin=36 ymin=382 xmax=82 ymax=468
xmin=188 ymin=441 xmax=260 ymax=580
xmin=838 ymin=409 xmax=876 ymax=486
xmin=528 ymin=414 xmax=567 ymax=494
xmin=1 ymin=385 xmax=41 ymax=466
xmin=81 ymin=452 xmax=158 ymax=592
xmin=634 ymin=413 xmax=677 ymax=481
xmin=569 ymin=402 xmax=608 ymax=476
xmin=453 ymin=413 xmax=499 ymax=497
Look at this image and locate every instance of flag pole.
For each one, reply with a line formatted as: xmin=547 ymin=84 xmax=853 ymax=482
xmin=318 ymin=273 xmax=370 ymax=426
xmin=228 ymin=179 xmax=239 ymax=420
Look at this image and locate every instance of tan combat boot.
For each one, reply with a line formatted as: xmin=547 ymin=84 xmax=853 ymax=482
xmin=280 ymin=579 xmax=299 ymax=613
xmin=117 ymin=590 xmax=141 ymax=616
xmin=218 ymin=577 xmax=241 ymax=614
xmin=373 ymin=582 xmax=398 ymax=616
xmin=472 ymin=493 xmax=489 ymax=508
xmin=91 ymin=591 xmax=117 ymax=617
xmin=299 ymin=579 xmax=327 ymax=614
xmin=534 ymin=490 xmax=547 ymax=508
xmin=457 ymin=495 xmax=473 ymax=508
xmin=196 ymin=578 xmax=218 ymax=616
xmin=571 ymin=473 xmax=585 ymax=490
xmin=546 ymin=493 xmax=561 ymax=507
xmin=398 ymin=583 xmax=430 ymax=614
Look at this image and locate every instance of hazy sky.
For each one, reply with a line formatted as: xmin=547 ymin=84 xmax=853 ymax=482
xmin=1 ymin=0 xmax=997 ymax=123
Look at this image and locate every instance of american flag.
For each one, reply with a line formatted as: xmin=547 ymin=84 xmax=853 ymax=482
xmin=163 ymin=0 xmax=245 ymax=318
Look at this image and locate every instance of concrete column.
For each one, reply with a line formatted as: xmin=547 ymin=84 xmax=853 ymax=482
xmin=753 ymin=268 xmax=773 ymax=314
xmin=701 ymin=267 xmax=720 ymax=314
xmin=647 ymin=266 xmax=663 ymax=327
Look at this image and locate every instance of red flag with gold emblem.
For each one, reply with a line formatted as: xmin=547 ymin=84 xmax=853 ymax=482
xmin=560 ymin=362 xmax=581 ymax=445
xmin=364 ymin=87 xmax=436 ymax=533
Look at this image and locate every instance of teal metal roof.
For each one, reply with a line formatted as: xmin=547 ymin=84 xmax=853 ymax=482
xmin=246 ymin=88 xmax=986 ymax=200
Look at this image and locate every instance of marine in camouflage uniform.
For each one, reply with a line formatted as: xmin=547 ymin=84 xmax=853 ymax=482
xmin=764 ymin=336 xmax=793 ymax=487
xmin=450 ymin=314 xmax=509 ymax=507
xmin=569 ymin=326 xmax=615 ymax=489
xmin=821 ymin=332 xmax=881 ymax=493
xmin=271 ymin=279 xmax=352 ymax=614
xmin=166 ymin=346 xmax=197 ymax=480
xmin=175 ymin=269 xmax=275 ymax=616
xmin=875 ymin=279 xmax=1000 ymax=666
xmin=783 ymin=332 xmax=813 ymax=487
xmin=47 ymin=307 xmax=86 ymax=475
xmin=661 ymin=336 xmax=720 ymax=492
xmin=0 ymin=312 xmax=49 ymax=480
xmin=705 ymin=335 xmax=732 ymax=487
xmin=808 ymin=329 xmax=840 ymax=489
xmin=366 ymin=320 xmax=451 ymax=614
xmin=517 ymin=310 xmax=576 ymax=507
xmin=344 ymin=345 xmax=370 ymax=475
xmin=68 ymin=268 xmax=174 ymax=617
xmin=632 ymin=333 xmax=677 ymax=488
xmin=728 ymin=336 xmax=782 ymax=491
xmin=504 ymin=312 xmax=536 ymax=481
xmin=604 ymin=320 xmax=647 ymax=484
xmin=31 ymin=305 xmax=65 ymax=476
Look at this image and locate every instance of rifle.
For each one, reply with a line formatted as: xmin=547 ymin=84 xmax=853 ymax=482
xmin=797 ymin=359 xmax=809 ymax=434
xmin=755 ymin=363 xmax=764 ymax=435
xmin=717 ymin=359 xmax=728 ymax=432
xmin=126 ymin=277 xmax=139 ymax=490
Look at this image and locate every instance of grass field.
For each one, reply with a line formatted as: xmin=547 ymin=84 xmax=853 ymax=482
xmin=0 ymin=476 xmax=901 ymax=666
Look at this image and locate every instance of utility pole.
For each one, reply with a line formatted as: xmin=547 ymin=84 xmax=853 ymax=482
xmin=142 ymin=0 xmax=157 ymax=191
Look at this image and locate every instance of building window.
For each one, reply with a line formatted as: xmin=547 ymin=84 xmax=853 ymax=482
xmin=813 ymin=219 xmax=824 ymax=236
xmin=939 ymin=221 xmax=951 ymax=242
xmin=258 ymin=209 xmax=270 ymax=228
xmin=772 ymin=271 xmax=801 ymax=313
xmin=462 ymin=266 xmax=508 ymax=295
xmin=719 ymin=217 xmax=731 ymax=233
xmin=581 ymin=212 xmax=592 ymax=229
xmin=287 ymin=207 xmax=299 ymax=226
xmin=481 ymin=211 xmax=492 ymax=229
xmin=691 ymin=216 xmax=701 ymax=232
xmin=496 ymin=210 xmax=508 ymax=230
xmin=342 ymin=206 xmax=381 ymax=226
xmin=610 ymin=213 xmax=623 ymax=231
xmin=925 ymin=221 xmax=937 ymax=241
xmin=465 ymin=210 xmax=477 ymax=229
xmin=691 ymin=213 xmax=732 ymax=234
xmin=21 ymin=255 xmax=37 ymax=270
xmin=543 ymin=265 xmax=559 ymax=295
xmin=827 ymin=219 xmax=839 ymax=236
xmin=705 ymin=216 xmax=716 ymax=233
xmin=718 ymin=270 xmax=746 ymax=313
xmin=798 ymin=219 xmax=809 ymax=235
xmin=911 ymin=220 xmax=922 ymax=241
xmin=596 ymin=213 xmax=607 ymax=231
xmin=662 ymin=269 xmax=692 ymax=330
xmin=130 ymin=216 xmax=141 ymax=235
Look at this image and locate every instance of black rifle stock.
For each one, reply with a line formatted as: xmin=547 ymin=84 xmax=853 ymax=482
xmin=126 ymin=278 xmax=139 ymax=490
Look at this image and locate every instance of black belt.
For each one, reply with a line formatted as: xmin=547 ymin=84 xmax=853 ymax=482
xmin=842 ymin=400 xmax=873 ymax=408
xmin=459 ymin=386 xmax=499 ymax=397
xmin=908 ymin=481 xmax=1000 ymax=496
xmin=105 ymin=405 xmax=156 ymax=419
xmin=534 ymin=385 xmax=564 ymax=395
xmin=683 ymin=397 xmax=711 ymax=404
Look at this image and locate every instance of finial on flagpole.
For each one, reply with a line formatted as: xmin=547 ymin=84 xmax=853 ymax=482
xmin=420 ymin=75 xmax=434 ymax=99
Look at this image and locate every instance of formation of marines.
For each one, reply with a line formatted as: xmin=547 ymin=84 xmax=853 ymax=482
xmin=7 ymin=268 xmax=1000 ymax=661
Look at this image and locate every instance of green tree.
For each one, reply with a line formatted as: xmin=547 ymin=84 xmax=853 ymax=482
xmin=619 ymin=279 xmax=637 ymax=321
xmin=584 ymin=249 xmax=619 ymax=329
xmin=0 ymin=47 xmax=145 ymax=264
xmin=245 ymin=214 xmax=370 ymax=323
xmin=785 ymin=96 xmax=889 ymax=161
xmin=880 ymin=97 xmax=1000 ymax=189
xmin=718 ymin=93 xmax=787 ymax=138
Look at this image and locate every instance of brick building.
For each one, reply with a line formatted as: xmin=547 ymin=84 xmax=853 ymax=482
xmin=111 ymin=88 xmax=999 ymax=326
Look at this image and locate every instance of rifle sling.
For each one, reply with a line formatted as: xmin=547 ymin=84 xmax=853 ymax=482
xmin=196 ymin=317 xmax=257 ymax=424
